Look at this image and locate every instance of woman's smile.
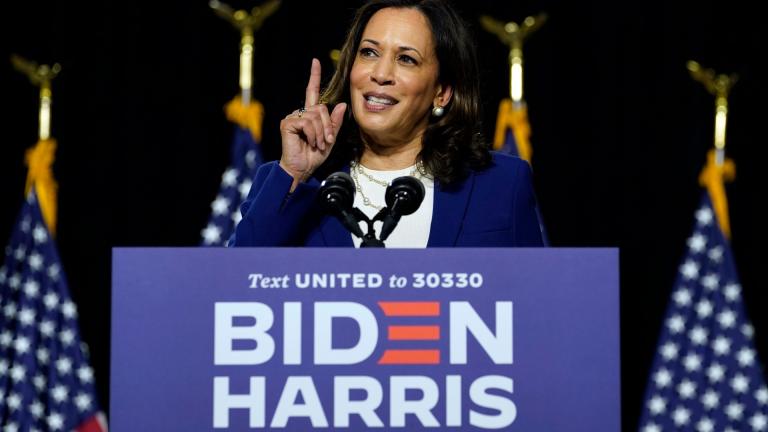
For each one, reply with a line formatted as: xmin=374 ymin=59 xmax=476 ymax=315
xmin=363 ymin=92 xmax=399 ymax=111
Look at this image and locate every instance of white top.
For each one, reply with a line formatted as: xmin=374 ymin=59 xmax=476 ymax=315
xmin=351 ymin=163 xmax=434 ymax=248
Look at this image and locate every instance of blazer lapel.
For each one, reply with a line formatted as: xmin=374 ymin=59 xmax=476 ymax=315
xmin=427 ymin=172 xmax=475 ymax=247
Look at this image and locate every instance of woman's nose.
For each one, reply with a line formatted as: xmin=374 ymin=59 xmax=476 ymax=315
xmin=370 ymin=58 xmax=395 ymax=85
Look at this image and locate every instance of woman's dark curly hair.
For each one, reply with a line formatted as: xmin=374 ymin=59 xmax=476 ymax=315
xmin=319 ymin=0 xmax=491 ymax=186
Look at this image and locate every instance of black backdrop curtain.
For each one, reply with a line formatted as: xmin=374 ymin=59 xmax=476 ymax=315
xmin=1 ymin=1 xmax=765 ymax=430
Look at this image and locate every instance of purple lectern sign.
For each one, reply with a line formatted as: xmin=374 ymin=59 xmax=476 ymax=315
xmin=111 ymin=248 xmax=619 ymax=431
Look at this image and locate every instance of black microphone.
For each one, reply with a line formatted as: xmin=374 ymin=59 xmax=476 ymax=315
xmin=318 ymin=172 xmax=365 ymax=238
xmin=379 ymin=176 xmax=425 ymax=241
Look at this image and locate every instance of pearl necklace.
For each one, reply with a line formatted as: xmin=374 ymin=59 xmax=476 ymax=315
xmin=350 ymin=160 xmax=426 ymax=211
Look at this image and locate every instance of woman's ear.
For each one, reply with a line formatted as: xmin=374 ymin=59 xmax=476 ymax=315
xmin=434 ymin=83 xmax=454 ymax=107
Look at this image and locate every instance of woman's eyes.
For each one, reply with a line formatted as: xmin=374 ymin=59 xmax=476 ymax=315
xmin=358 ymin=48 xmax=418 ymax=65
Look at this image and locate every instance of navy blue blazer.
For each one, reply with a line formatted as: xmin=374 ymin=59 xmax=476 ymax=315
xmin=230 ymin=152 xmax=544 ymax=247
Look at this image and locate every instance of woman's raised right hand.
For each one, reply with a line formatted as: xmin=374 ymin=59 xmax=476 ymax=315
xmin=279 ymin=58 xmax=347 ymax=191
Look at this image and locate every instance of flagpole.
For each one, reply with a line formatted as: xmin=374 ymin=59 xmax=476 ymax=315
xmin=11 ymin=55 xmax=61 ymax=141
xmin=11 ymin=54 xmax=61 ymax=234
xmin=209 ymin=0 xmax=281 ymax=107
xmin=480 ymin=13 xmax=546 ymax=106
xmin=203 ymin=1 xmax=277 ymax=246
xmin=687 ymin=60 xmax=738 ymax=167
xmin=480 ymin=14 xmax=549 ymax=244
xmin=687 ymin=60 xmax=738 ymax=239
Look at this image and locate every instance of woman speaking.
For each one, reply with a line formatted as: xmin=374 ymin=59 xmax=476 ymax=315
xmin=231 ymin=0 xmax=544 ymax=247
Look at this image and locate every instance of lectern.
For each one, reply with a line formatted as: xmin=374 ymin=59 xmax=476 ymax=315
xmin=111 ymin=248 xmax=619 ymax=431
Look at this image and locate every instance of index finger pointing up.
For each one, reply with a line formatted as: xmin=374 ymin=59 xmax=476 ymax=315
xmin=305 ymin=58 xmax=322 ymax=107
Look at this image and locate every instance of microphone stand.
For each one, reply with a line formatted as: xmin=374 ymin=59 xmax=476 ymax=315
xmin=346 ymin=207 xmax=386 ymax=247
xmin=358 ymin=208 xmax=388 ymax=248
xmin=336 ymin=207 xmax=391 ymax=248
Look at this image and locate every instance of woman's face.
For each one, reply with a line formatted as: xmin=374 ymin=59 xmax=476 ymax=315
xmin=350 ymin=7 xmax=451 ymax=147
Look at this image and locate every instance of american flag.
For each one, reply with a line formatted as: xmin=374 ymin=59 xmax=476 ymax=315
xmin=0 ymin=191 xmax=106 ymax=431
xmin=639 ymin=192 xmax=768 ymax=431
xmin=201 ymin=125 xmax=263 ymax=246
